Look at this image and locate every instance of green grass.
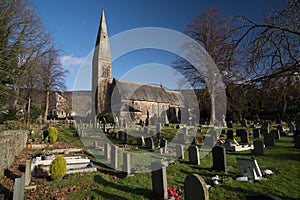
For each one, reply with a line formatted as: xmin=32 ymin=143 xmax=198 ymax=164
xmin=27 ymin=126 xmax=300 ymax=200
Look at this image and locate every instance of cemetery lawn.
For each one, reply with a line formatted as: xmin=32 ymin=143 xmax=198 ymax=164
xmin=1 ymin=126 xmax=300 ymax=200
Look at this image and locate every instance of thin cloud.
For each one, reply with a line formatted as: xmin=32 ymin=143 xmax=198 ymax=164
xmin=60 ymin=55 xmax=85 ymax=68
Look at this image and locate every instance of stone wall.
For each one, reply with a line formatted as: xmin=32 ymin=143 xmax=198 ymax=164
xmin=0 ymin=130 xmax=27 ymax=177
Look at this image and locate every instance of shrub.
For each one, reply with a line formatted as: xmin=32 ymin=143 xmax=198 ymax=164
xmin=49 ymin=155 xmax=66 ymax=181
xmin=48 ymin=126 xmax=58 ymax=144
xmin=97 ymin=112 xmax=114 ymax=124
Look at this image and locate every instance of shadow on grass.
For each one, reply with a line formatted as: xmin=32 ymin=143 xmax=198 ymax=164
xmin=93 ymin=174 xmax=152 ymax=199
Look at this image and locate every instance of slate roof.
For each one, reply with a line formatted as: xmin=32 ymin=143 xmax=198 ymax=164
xmin=112 ymin=79 xmax=185 ymax=106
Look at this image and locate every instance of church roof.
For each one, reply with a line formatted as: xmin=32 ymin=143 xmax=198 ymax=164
xmin=112 ymin=79 xmax=185 ymax=106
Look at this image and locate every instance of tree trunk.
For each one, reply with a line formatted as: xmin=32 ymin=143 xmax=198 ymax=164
xmin=43 ymin=90 xmax=50 ymax=123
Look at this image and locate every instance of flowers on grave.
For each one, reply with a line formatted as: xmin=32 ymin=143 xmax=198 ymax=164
xmin=106 ymin=174 xmax=118 ymax=179
xmin=167 ymin=187 xmax=182 ymax=200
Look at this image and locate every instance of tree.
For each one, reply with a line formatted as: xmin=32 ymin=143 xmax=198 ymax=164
xmin=235 ymin=0 xmax=300 ymax=119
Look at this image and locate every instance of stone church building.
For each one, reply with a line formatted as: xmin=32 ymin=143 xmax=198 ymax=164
xmin=92 ymin=10 xmax=185 ymax=125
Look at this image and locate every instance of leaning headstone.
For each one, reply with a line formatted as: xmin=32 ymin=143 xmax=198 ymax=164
xmin=253 ymin=140 xmax=264 ymax=156
xmin=270 ymin=129 xmax=280 ymax=140
xmin=151 ymin=162 xmax=168 ymax=200
xmin=227 ymin=130 xmax=234 ymax=140
xmin=111 ymin=145 xmax=118 ymax=169
xmin=25 ymin=160 xmax=31 ymax=186
xmin=13 ymin=174 xmax=25 ymax=200
xmin=176 ymin=144 xmax=184 ymax=159
xmin=264 ymin=133 xmax=275 ymax=146
xmin=104 ymin=143 xmax=111 ymax=159
xmin=123 ymin=152 xmax=132 ymax=176
xmin=253 ymin=128 xmax=261 ymax=139
xmin=240 ymin=130 xmax=250 ymax=144
xmin=188 ymin=146 xmax=200 ymax=165
xmin=212 ymin=146 xmax=227 ymax=171
xmin=236 ymin=158 xmax=263 ymax=181
xmin=146 ymin=138 xmax=154 ymax=150
xmin=184 ymin=174 xmax=209 ymax=200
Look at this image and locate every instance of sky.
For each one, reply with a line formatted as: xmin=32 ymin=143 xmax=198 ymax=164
xmin=31 ymin=0 xmax=286 ymax=91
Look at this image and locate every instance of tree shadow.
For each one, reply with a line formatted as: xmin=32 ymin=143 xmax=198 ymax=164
xmin=93 ymin=174 xmax=152 ymax=199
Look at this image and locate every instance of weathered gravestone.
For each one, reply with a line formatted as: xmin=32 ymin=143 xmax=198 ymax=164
xmin=188 ymin=146 xmax=200 ymax=165
xmin=104 ymin=143 xmax=111 ymax=159
xmin=253 ymin=128 xmax=261 ymax=139
xmin=203 ymin=136 xmax=215 ymax=147
xmin=240 ymin=130 xmax=250 ymax=144
xmin=270 ymin=129 xmax=280 ymax=140
xmin=13 ymin=174 xmax=25 ymax=200
xmin=122 ymin=152 xmax=132 ymax=176
xmin=253 ymin=140 xmax=264 ymax=156
xmin=146 ymin=138 xmax=154 ymax=150
xmin=264 ymin=133 xmax=275 ymax=146
xmin=111 ymin=145 xmax=118 ymax=169
xmin=212 ymin=146 xmax=227 ymax=171
xmin=227 ymin=130 xmax=234 ymax=140
xmin=151 ymin=162 xmax=168 ymax=200
xmin=184 ymin=174 xmax=209 ymax=200
xmin=25 ymin=160 xmax=31 ymax=187
xmin=176 ymin=144 xmax=184 ymax=159
xmin=236 ymin=158 xmax=263 ymax=181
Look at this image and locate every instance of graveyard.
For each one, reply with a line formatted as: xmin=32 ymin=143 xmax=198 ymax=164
xmin=0 ymin=122 xmax=300 ymax=200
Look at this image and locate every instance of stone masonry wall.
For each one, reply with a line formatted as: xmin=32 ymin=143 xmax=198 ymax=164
xmin=0 ymin=130 xmax=27 ymax=177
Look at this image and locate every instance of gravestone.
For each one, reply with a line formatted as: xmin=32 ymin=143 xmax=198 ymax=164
xmin=270 ymin=129 xmax=280 ymax=140
xmin=227 ymin=130 xmax=234 ymax=140
xmin=25 ymin=160 xmax=31 ymax=186
xmin=203 ymin=136 xmax=215 ymax=147
xmin=294 ymin=135 xmax=300 ymax=148
xmin=123 ymin=152 xmax=132 ymax=176
xmin=212 ymin=146 xmax=227 ymax=171
xmin=13 ymin=174 xmax=25 ymax=200
xmin=111 ymin=145 xmax=118 ymax=169
xmin=240 ymin=130 xmax=250 ymax=144
xmin=137 ymin=136 xmax=145 ymax=146
xmin=124 ymin=132 xmax=128 ymax=143
xmin=104 ymin=143 xmax=111 ymax=159
xmin=146 ymin=138 xmax=154 ymax=149
xmin=188 ymin=146 xmax=200 ymax=165
xmin=151 ymin=162 xmax=168 ymax=200
xmin=236 ymin=158 xmax=263 ymax=181
xmin=176 ymin=144 xmax=184 ymax=159
xmin=236 ymin=129 xmax=246 ymax=137
xmin=253 ymin=128 xmax=261 ymax=139
xmin=182 ymin=127 xmax=188 ymax=136
xmin=227 ymin=120 xmax=233 ymax=128
xmin=178 ymin=133 xmax=185 ymax=144
xmin=160 ymin=138 xmax=167 ymax=154
xmin=184 ymin=174 xmax=209 ymax=200
xmin=253 ymin=140 xmax=264 ymax=156
xmin=118 ymin=131 xmax=123 ymax=141
xmin=264 ymin=133 xmax=275 ymax=146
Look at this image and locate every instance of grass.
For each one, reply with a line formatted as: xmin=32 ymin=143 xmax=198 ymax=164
xmin=19 ymin=125 xmax=300 ymax=199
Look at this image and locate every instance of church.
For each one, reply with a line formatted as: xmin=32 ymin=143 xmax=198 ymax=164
xmin=91 ymin=10 xmax=186 ymax=125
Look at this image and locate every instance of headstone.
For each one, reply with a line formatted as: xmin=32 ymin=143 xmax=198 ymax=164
xmin=146 ymin=138 xmax=154 ymax=150
xmin=227 ymin=120 xmax=233 ymax=128
xmin=270 ymin=129 xmax=280 ymax=140
xmin=118 ymin=131 xmax=123 ymax=141
xmin=178 ymin=133 xmax=185 ymax=144
xmin=13 ymin=174 xmax=25 ymax=200
xmin=111 ymin=145 xmax=118 ymax=169
xmin=122 ymin=152 xmax=132 ymax=176
xmin=294 ymin=135 xmax=300 ymax=148
xmin=151 ymin=162 xmax=168 ymax=200
xmin=137 ymin=136 xmax=145 ymax=146
xmin=236 ymin=158 xmax=263 ymax=181
xmin=227 ymin=130 xmax=234 ymax=140
xmin=25 ymin=160 xmax=31 ymax=186
xmin=188 ymin=146 xmax=200 ymax=165
xmin=182 ymin=127 xmax=188 ymax=136
xmin=203 ymin=136 xmax=215 ymax=147
xmin=144 ymin=127 xmax=149 ymax=135
xmin=240 ymin=130 xmax=250 ymax=144
xmin=104 ymin=143 xmax=111 ymax=159
xmin=184 ymin=174 xmax=209 ymax=200
xmin=236 ymin=129 xmax=246 ymax=137
xmin=253 ymin=140 xmax=264 ymax=156
xmin=124 ymin=132 xmax=128 ymax=143
xmin=264 ymin=133 xmax=275 ymax=146
xmin=176 ymin=144 xmax=184 ymax=159
xmin=93 ymin=141 xmax=98 ymax=149
xmin=160 ymin=138 xmax=167 ymax=154
xmin=253 ymin=128 xmax=261 ymax=139
xmin=212 ymin=146 xmax=227 ymax=171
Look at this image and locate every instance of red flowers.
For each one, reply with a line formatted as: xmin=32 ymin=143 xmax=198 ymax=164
xmin=167 ymin=187 xmax=181 ymax=200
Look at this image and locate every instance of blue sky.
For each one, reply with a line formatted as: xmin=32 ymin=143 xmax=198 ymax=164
xmin=31 ymin=0 xmax=285 ymax=91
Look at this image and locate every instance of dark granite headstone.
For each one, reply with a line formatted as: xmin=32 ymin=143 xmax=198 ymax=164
xmin=151 ymin=162 xmax=168 ymax=200
xmin=212 ymin=146 xmax=227 ymax=171
xmin=227 ymin=130 xmax=234 ymax=140
xmin=188 ymin=146 xmax=200 ymax=165
xmin=253 ymin=140 xmax=264 ymax=156
xmin=184 ymin=174 xmax=209 ymax=200
xmin=253 ymin=128 xmax=261 ymax=139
